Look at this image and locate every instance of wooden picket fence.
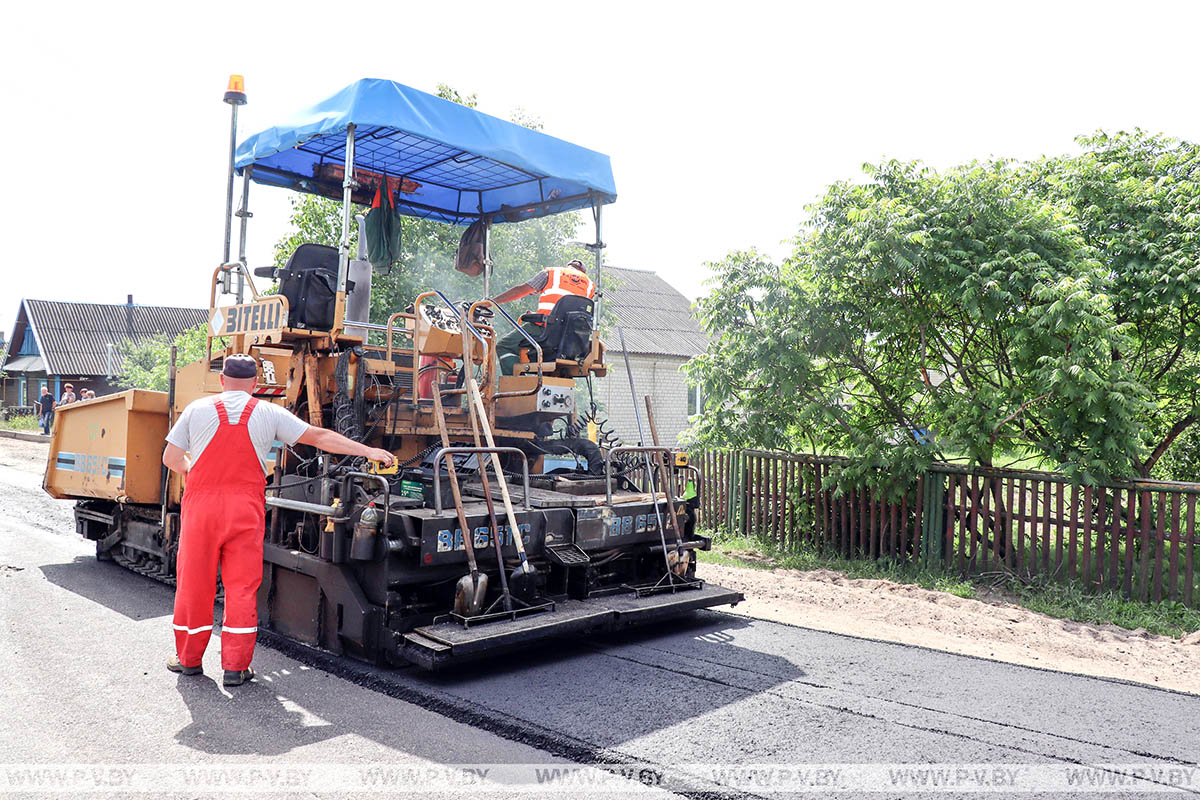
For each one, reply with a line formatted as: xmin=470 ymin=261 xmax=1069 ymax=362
xmin=695 ymin=450 xmax=1199 ymax=607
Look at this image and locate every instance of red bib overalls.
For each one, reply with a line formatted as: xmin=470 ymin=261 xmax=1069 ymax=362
xmin=172 ymin=398 xmax=265 ymax=671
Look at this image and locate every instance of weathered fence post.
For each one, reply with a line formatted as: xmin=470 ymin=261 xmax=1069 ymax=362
xmin=735 ymin=451 xmax=747 ymax=536
xmin=921 ymin=470 xmax=946 ymax=568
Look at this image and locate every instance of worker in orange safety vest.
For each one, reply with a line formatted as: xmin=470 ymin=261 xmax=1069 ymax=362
xmin=492 ymin=259 xmax=596 ymax=375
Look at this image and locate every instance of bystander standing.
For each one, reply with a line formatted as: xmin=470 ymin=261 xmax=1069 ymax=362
xmin=37 ymin=387 xmax=56 ymax=435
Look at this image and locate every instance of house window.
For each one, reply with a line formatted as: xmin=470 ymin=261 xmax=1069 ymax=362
xmin=687 ymin=384 xmax=703 ymax=417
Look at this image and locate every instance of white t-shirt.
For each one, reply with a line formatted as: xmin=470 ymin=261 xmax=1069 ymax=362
xmin=166 ymin=391 xmax=310 ymax=474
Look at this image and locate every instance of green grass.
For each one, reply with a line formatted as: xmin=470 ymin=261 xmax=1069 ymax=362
xmin=698 ymin=527 xmax=1200 ymax=638
xmin=0 ymin=414 xmax=41 ymax=433
xmin=1001 ymin=578 xmax=1200 ymax=639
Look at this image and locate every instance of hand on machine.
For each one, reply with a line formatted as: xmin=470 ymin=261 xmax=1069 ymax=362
xmin=366 ymin=449 xmax=397 ymax=469
xmin=368 ymin=458 xmax=399 ymax=475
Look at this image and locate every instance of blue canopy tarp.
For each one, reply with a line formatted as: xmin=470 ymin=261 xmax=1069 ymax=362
xmin=235 ymin=78 xmax=616 ymax=225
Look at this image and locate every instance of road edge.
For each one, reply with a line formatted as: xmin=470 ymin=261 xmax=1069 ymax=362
xmin=0 ymin=429 xmax=49 ymax=444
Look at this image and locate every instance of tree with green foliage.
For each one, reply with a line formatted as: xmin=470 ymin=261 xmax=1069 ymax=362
xmin=1034 ymin=131 xmax=1200 ymax=478
xmin=115 ymin=324 xmax=212 ymax=392
xmin=687 ymin=155 xmax=1155 ymax=487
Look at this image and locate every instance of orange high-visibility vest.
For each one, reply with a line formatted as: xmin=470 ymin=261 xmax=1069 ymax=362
xmin=537 ymin=267 xmax=595 ymax=314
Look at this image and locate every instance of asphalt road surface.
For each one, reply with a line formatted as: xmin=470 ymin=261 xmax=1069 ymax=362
xmin=2 ymin=436 xmax=1199 ymax=799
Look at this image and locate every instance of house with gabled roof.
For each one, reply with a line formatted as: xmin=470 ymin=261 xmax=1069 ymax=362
xmin=2 ymin=297 xmax=209 ymax=408
xmin=594 ymin=266 xmax=708 ymax=447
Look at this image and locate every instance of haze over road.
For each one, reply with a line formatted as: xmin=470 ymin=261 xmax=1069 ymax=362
xmin=1 ymin=436 xmax=1197 ymax=798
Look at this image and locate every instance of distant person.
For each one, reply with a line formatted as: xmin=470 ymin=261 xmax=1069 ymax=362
xmin=162 ymin=354 xmax=396 ymax=686
xmin=492 ymin=258 xmax=596 ymax=375
xmin=37 ymin=387 xmax=55 ymax=435
xmin=60 ymin=384 xmax=76 ymax=405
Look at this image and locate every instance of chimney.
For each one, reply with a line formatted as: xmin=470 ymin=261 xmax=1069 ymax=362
xmin=125 ymin=294 xmax=134 ymax=339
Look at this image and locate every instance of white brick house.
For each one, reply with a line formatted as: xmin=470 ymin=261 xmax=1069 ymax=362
xmin=590 ymin=267 xmax=707 ymax=448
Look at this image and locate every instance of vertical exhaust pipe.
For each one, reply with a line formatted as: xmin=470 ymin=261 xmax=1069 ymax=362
xmin=222 ymin=75 xmax=247 ymax=294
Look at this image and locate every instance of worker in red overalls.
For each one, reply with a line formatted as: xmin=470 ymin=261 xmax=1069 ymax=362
xmin=162 ymin=354 xmax=395 ymax=686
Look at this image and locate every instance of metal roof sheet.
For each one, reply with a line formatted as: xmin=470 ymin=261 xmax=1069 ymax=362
xmin=3 ymin=355 xmax=44 ymax=373
xmin=19 ymin=299 xmax=208 ymax=377
xmin=604 ymin=267 xmax=708 ymax=358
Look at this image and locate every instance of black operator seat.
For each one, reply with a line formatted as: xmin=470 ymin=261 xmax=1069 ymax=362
xmin=519 ymin=294 xmax=595 ymax=363
xmin=254 ymin=243 xmax=354 ymax=331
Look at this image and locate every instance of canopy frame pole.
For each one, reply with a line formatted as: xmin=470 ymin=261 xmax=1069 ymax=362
xmin=336 ymin=124 xmax=358 ymax=295
xmin=330 ymin=124 xmax=358 ymax=338
xmin=221 ymin=99 xmax=241 ymax=294
xmin=482 ymin=215 xmax=492 ymax=299
xmin=591 ymin=199 xmax=605 ymax=331
xmin=235 ymin=169 xmax=252 ymax=303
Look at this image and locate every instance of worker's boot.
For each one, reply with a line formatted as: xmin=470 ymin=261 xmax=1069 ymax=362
xmin=223 ymin=667 xmax=255 ymax=687
xmin=166 ymin=655 xmax=203 ymax=676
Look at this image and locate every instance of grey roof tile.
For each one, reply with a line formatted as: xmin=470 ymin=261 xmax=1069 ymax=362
xmin=16 ymin=299 xmax=208 ymax=377
xmin=602 ymin=267 xmax=707 ymax=358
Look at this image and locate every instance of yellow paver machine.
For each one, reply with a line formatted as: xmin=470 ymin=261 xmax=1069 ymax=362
xmin=44 ymin=77 xmax=741 ymax=669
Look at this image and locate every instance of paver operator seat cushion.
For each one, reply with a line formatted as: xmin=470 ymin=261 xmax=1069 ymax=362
xmin=519 ymin=294 xmax=595 ymax=365
xmin=270 ymin=244 xmax=355 ymax=331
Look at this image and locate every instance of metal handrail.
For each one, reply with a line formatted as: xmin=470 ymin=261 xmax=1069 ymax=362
xmin=432 ymin=447 xmax=531 ymax=513
xmin=265 ymin=496 xmax=340 ymax=516
xmin=408 ymin=291 xmax=440 ymax=404
xmin=343 ymin=319 xmax=394 ymax=333
xmin=605 ymin=445 xmax=676 ymax=504
xmin=476 ymin=300 xmax=544 ymax=400
xmin=384 ymin=310 xmax=416 ymax=364
xmin=434 ymin=291 xmax=489 ymax=352
xmin=264 ymin=474 xmax=391 ymax=529
xmin=208 ymin=261 xmax=262 ymax=309
xmin=431 ymin=290 xmax=489 ymax=399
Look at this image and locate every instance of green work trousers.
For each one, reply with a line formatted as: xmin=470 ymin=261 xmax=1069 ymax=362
xmin=497 ymin=321 xmax=545 ymax=375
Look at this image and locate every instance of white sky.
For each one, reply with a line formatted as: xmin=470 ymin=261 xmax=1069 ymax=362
xmin=2 ymin=0 xmax=1197 ymax=338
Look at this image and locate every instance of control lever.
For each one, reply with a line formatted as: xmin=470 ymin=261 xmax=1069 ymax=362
xmin=462 ymin=301 xmax=494 ymax=325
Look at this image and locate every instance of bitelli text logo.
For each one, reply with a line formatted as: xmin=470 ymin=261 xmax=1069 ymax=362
xmin=211 ymin=300 xmax=285 ymax=336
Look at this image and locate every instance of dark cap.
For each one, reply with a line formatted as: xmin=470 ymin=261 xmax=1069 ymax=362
xmin=222 ymin=354 xmax=259 ymax=379
xmin=566 ymin=259 xmax=585 ymax=270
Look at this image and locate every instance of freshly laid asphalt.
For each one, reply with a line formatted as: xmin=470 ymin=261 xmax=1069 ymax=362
xmin=1 ymin=437 xmax=1198 ymax=798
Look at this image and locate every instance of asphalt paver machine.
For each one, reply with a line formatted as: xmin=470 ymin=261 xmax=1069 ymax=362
xmin=43 ymin=77 xmax=742 ymax=669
